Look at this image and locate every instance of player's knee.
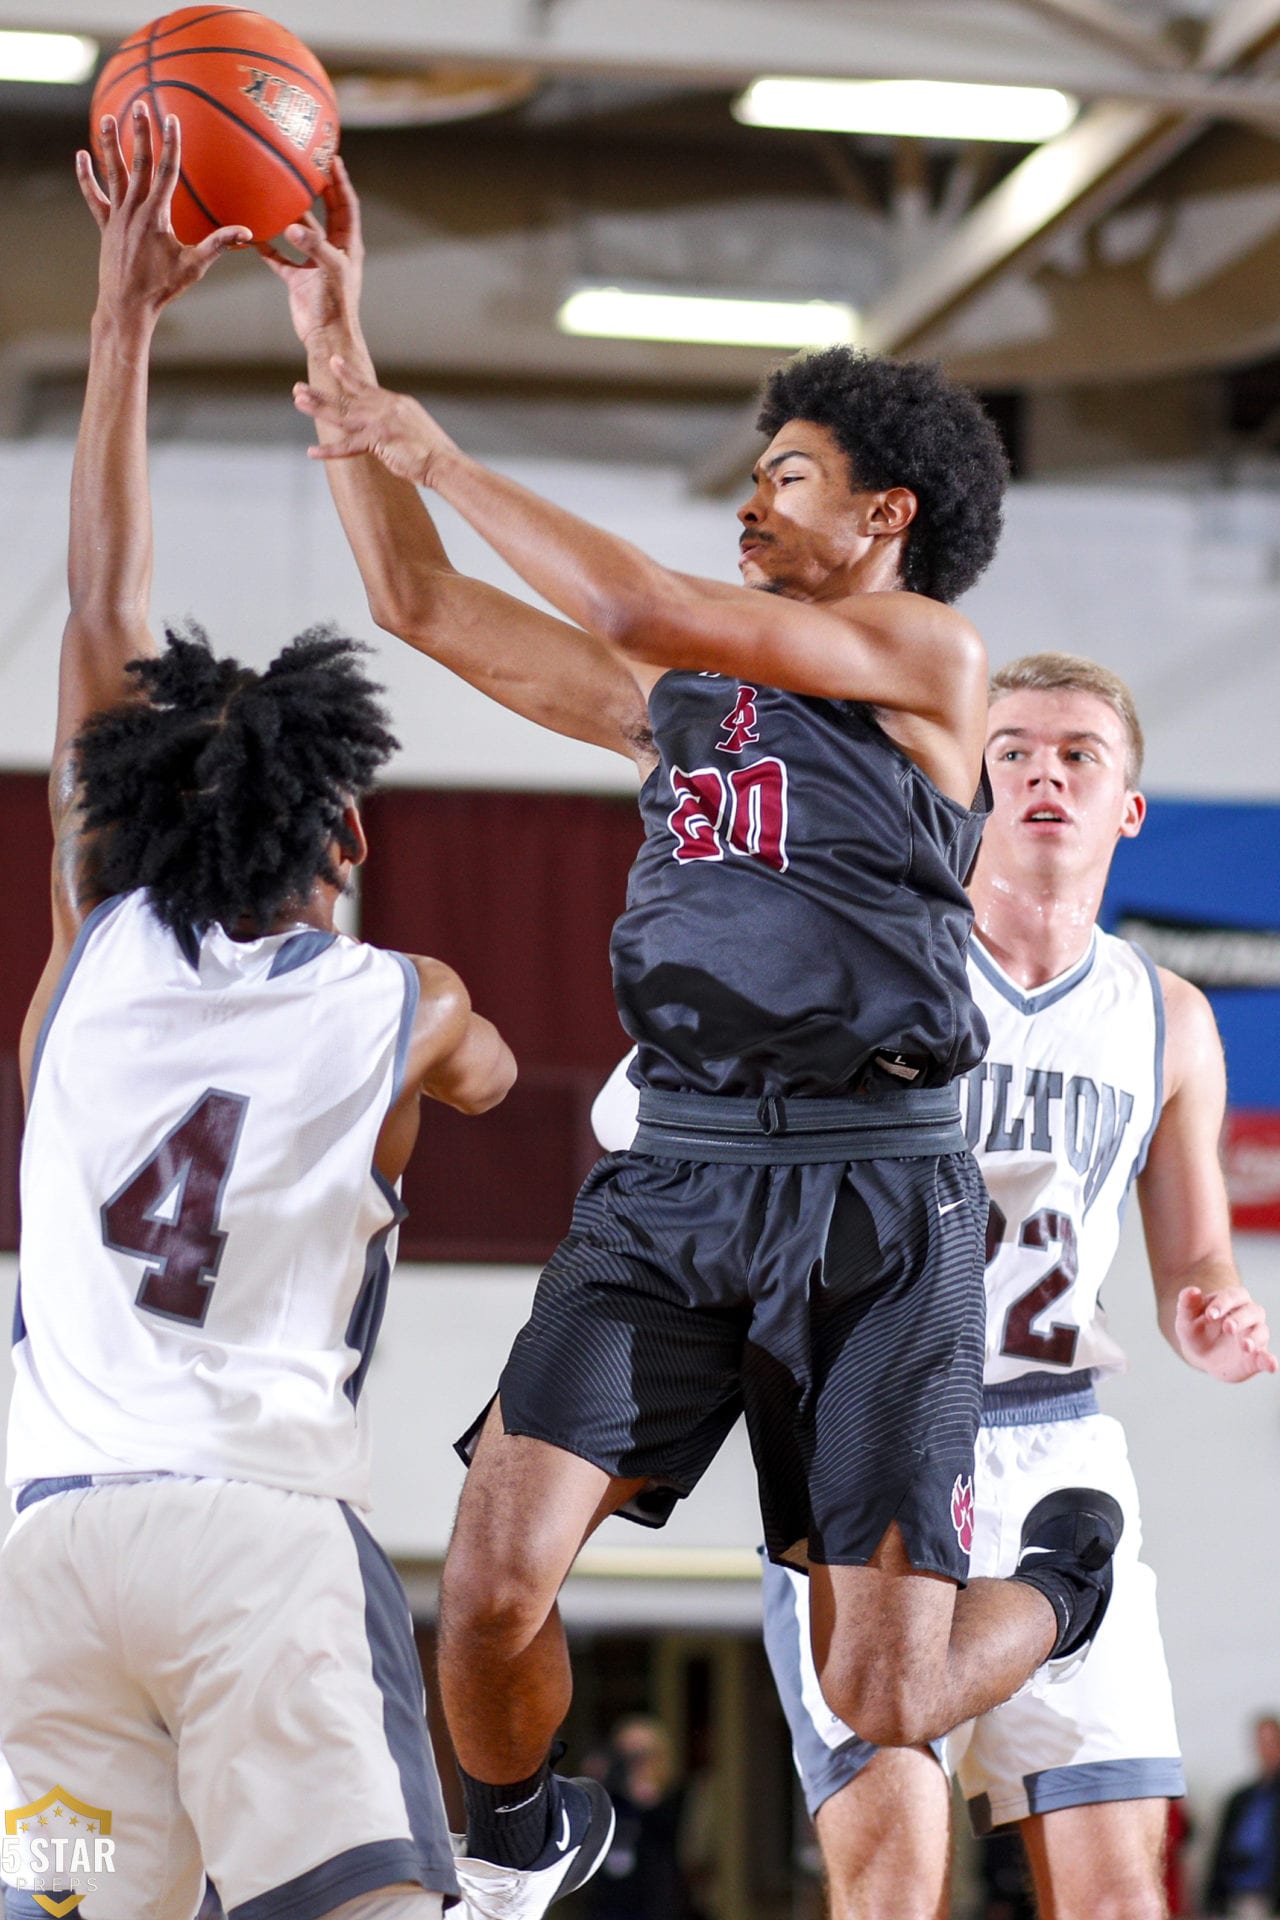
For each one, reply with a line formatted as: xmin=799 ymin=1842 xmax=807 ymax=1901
xmin=1056 ymin=1877 xmax=1164 ymax=1920
xmin=819 ymin=1670 xmax=933 ymax=1751
xmin=826 ymin=1872 xmax=939 ymax=1920
xmin=439 ymin=1541 xmax=552 ymax=1650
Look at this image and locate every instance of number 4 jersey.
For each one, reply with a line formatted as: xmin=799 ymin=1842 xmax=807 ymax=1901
xmin=8 ymin=890 xmax=418 ymax=1508
xmin=968 ymin=928 xmax=1163 ymax=1386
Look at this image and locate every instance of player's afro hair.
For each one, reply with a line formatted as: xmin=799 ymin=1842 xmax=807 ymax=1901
xmin=74 ymin=622 xmax=398 ymax=937
xmin=756 ymin=348 xmax=1009 ymax=603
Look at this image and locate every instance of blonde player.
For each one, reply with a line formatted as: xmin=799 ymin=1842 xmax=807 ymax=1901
xmin=0 ymin=109 xmax=514 ymax=1920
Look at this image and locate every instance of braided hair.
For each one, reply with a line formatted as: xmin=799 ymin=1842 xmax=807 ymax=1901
xmin=74 ymin=622 xmax=398 ymax=936
xmin=756 ymin=348 xmax=1009 ymax=603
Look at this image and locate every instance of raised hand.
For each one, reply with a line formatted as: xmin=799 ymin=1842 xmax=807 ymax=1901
xmin=263 ymin=153 xmax=366 ymax=352
xmin=77 ymin=104 xmax=251 ymax=322
xmin=294 ymin=356 xmax=456 ymax=485
xmin=1175 ymin=1283 xmax=1278 ymax=1382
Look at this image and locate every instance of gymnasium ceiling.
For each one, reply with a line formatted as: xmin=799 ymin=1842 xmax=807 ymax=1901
xmin=3 ymin=0 xmax=1280 ymax=475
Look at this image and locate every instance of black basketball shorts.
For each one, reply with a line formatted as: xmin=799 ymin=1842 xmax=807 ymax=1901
xmin=459 ymin=1089 xmax=988 ymax=1580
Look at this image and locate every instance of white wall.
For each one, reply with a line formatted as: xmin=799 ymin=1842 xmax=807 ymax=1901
xmin=2 ymin=442 xmax=1280 ymax=796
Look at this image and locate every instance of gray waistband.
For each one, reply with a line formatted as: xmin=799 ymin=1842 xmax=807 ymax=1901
xmin=979 ymin=1369 xmax=1100 ymax=1427
xmin=15 ymin=1470 xmax=178 ymax=1513
xmin=634 ymin=1084 xmax=965 ymax=1164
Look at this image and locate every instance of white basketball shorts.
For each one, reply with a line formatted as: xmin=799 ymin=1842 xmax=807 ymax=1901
xmin=0 ymin=1475 xmax=458 ymax=1920
xmin=762 ymin=1376 xmax=1185 ymax=1832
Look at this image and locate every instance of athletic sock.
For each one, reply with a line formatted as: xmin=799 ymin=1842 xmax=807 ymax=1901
xmin=460 ymin=1754 xmax=554 ymax=1869
xmin=1010 ymin=1561 xmax=1099 ymax=1657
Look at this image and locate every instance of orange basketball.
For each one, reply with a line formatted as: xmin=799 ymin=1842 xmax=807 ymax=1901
xmin=90 ymin=8 xmax=339 ymax=247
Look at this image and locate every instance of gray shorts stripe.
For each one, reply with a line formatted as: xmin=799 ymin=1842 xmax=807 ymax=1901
xmin=969 ymin=1757 xmax=1188 ymax=1835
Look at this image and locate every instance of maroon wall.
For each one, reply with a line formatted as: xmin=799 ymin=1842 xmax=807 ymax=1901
xmin=0 ymin=781 xmax=641 ymax=1262
xmin=360 ymin=789 xmax=641 ymax=1261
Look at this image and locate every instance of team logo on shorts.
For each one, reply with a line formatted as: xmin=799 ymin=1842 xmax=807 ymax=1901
xmin=950 ymin=1473 xmax=975 ymax=1553
xmin=2 ymin=1789 xmax=115 ymax=1915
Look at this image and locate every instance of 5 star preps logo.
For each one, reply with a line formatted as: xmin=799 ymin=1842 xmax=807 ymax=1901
xmin=950 ymin=1474 xmax=976 ymax=1554
xmin=3 ymin=1789 xmax=114 ymax=1916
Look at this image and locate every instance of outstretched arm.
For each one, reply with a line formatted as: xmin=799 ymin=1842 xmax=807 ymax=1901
xmin=1138 ymin=969 xmax=1276 ymax=1381
xmin=294 ymin=358 xmax=989 ymax=798
xmin=267 ymin=166 xmax=652 ymax=766
xmin=20 ymin=106 xmax=249 ymax=1094
xmin=373 ymin=956 xmax=517 ymax=1184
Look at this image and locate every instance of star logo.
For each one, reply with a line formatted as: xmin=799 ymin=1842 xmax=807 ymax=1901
xmin=3 ymin=1788 xmax=114 ymax=1915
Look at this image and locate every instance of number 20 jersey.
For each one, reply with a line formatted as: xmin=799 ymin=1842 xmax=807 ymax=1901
xmin=611 ymin=671 xmax=992 ymax=1097
xmin=967 ymin=927 xmax=1164 ymax=1386
xmin=8 ymin=889 xmax=416 ymax=1508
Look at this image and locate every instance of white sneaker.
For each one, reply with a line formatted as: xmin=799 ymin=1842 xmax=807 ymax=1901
xmin=454 ymin=1777 xmax=615 ymax=1919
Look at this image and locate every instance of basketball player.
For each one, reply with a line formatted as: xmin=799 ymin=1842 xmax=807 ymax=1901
xmin=276 ymin=172 xmax=1124 ymax=1920
xmin=758 ymin=656 xmax=1277 ymax=1920
xmin=0 ymin=110 xmax=515 ymax=1920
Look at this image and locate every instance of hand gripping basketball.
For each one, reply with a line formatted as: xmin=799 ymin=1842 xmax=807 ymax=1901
xmin=77 ymin=105 xmax=252 ymax=316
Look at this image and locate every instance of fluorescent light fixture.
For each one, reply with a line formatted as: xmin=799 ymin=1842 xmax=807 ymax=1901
xmin=0 ymin=30 xmax=98 ymax=84
xmin=558 ymin=285 xmax=858 ymax=350
xmin=734 ymin=76 xmax=1078 ymax=144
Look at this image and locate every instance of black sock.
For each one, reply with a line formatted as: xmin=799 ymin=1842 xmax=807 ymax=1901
xmin=1012 ymin=1563 xmax=1102 ymax=1659
xmin=461 ymin=1754 xmax=554 ymax=1868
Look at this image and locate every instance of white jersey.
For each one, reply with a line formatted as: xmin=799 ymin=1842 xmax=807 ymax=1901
xmin=590 ymin=924 xmax=1164 ymax=1389
xmin=966 ymin=928 xmax=1163 ymax=1386
xmin=9 ymin=889 xmax=417 ymax=1508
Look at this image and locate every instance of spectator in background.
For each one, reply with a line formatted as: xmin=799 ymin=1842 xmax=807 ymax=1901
xmin=585 ymin=1717 xmax=697 ymax=1920
xmin=1205 ymin=1715 xmax=1280 ymax=1917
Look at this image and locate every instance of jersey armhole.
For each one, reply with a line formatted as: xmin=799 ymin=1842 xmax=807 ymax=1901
xmin=26 ymin=894 xmax=129 ymax=1102
xmin=387 ymin=952 xmax=422 ymax=1104
xmin=1128 ymin=943 xmax=1166 ymax=1182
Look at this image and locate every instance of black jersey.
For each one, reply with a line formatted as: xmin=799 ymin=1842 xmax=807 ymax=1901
xmin=611 ymin=671 xmax=991 ymax=1098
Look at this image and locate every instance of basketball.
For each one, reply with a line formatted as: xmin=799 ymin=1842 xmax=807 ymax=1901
xmin=89 ymin=8 xmax=339 ymax=247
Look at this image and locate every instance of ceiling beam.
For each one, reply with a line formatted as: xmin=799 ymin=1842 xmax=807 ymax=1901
xmin=15 ymin=2 xmax=1280 ymax=124
xmin=692 ymin=0 xmax=1280 ymax=492
xmin=1198 ymin=0 xmax=1280 ymax=69
xmin=1009 ymin=0 xmax=1186 ymax=71
xmin=0 ymin=1 xmax=1231 ymax=97
xmin=859 ymin=101 xmax=1190 ymax=354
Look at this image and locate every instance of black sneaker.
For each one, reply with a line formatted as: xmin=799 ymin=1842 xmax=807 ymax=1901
xmin=1013 ymin=1486 xmax=1124 ymax=1659
xmin=453 ymin=1775 xmax=615 ymax=1918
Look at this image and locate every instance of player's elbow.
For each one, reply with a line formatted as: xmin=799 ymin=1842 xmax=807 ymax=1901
xmin=365 ymin=560 xmax=458 ymax=647
xmin=442 ymin=1024 xmax=518 ymax=1115
xmin=455 ymin=1042 xmax=518 ymax=1115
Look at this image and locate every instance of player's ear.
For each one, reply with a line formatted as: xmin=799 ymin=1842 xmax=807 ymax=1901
xmin=1118 ymin=789 xmax=1146 ymax=840
xmin=867 ymin=486 xmax=918 ymax=536
xmin=342 ymin=801 xmax=369 ymax=868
